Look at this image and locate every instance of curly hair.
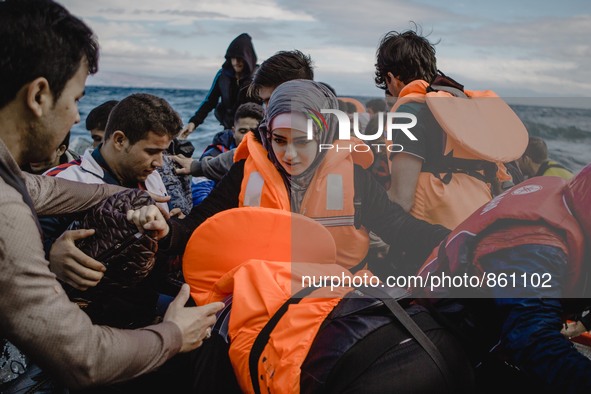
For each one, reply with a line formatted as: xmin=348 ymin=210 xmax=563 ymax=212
xmin=375 ymin=27 xmax=437 ymax=90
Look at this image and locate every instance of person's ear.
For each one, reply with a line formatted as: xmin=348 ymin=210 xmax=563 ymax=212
xmin=26 ymin=77 xmax=52 ymax=118
xmin=56 ymin=144 xmax=67 ymax=157
xmin=112 ymin=130 xmax=128 ymax=151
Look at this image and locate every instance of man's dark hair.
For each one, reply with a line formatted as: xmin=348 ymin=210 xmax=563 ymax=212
xmin=0 ymin=0 xmax=99 ymax=109
xmin=249 ymin=50 xmax=314 ymax=99
xmin=86 ymin=100 xmax=119 ymax=131
xmin=105 ymin=94 xmax=182 ymax=145
xmin=366 ymin=98 xmax=387 ymax=113
xmin=375 ymin=28 xmax=437 ymax=90
xmin=234 ymin=102 xmax=263 ymax=124
xmin=523 ymin=136 xmax=548 ymax=164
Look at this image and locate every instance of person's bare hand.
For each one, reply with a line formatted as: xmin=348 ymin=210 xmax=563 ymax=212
xmin=172 ymin=154 xmax=194 ymax=176
xmin=179 ymin=122 xmax=196 ymax=139
xmin=49 ymin=229 xmax=106 ymax=290
xmin=164 ymin=284 xmax=224 ymax=352
xmin=126 ymin=205 xmax=170 ymax=240
xmin=146 ymin=192 xmax=171 ymax=205
xmin=169 ymin=207 xmax=186 ymax=219
xmin=561 ymin=321 xmax=588 ymax=339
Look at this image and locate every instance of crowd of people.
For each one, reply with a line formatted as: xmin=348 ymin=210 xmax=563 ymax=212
xmin=0 ymin=0 xmax=586 ymax=393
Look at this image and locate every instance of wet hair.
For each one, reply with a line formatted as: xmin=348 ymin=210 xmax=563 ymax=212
xmin=375 ymin=27 xmax=437 ymax=90
xmin=104 ymin=93 xmax=182 ymax=145
xmin=249 ymin=50 xmax=314 ymax=99
xmin=0 ymin=0 xmax=99 ymax=109
xmin=366 ymin=98 xmax=387 ymax=113
xmin=523 ymin=136 xmax=548 ymax=164
xmin=234 ymin=102 xmax=264 ymax=124
xmin=86 ymin=100 xmax=119 ymax=131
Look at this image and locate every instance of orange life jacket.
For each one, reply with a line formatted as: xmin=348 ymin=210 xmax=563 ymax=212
xmin=182 ymin=207 xmax=365 ymax=393
xmin=389 ymin=80 xmax=526 ymax=228
xmin=234 ymin=132 xmax=373 ymax=269
xmin=417 ymin=176 xmax=586 ymax=298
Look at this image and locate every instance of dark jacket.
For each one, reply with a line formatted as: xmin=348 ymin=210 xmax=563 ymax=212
xmin=189 ymin=33 xmax=259 ymax=129
xmin=162 ymin=160 xmax=450 ymax=275
xmin=200 ymin=130 xmax=236 ymax=159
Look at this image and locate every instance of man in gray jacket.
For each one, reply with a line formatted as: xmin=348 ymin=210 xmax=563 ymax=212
xmin=0 ymin=0 xmax=223 ymax=392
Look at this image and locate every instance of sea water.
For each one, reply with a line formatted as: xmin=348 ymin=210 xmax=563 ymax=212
xmin=71 ymin=86 xmax=591 ymax=172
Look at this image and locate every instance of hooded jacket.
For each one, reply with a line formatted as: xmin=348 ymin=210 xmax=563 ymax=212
xmin=189 ymin=33 xmax=258 ymax=129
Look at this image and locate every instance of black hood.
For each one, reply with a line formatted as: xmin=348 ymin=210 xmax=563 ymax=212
xmin=223 ymin=33 xmax=257 ymax=77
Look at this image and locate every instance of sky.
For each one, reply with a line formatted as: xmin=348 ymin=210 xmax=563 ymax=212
xmin=61 ymin=0 xmax=591 ymax=99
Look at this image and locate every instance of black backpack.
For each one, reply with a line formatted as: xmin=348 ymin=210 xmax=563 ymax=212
xmin=190 ymin=287 xmax=474 ymax=393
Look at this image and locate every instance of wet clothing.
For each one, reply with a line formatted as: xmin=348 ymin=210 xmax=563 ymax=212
xmin=535 ymin=159 xmax=574 ymax=180
xmin=0 ymin=137 xmax=181 ymax=389
xmin=188 ymin=33 xmax=258 ymax=129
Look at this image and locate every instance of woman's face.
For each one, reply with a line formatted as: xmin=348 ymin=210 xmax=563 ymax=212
xmin=271 ymin=128 xmax=318 ymax=176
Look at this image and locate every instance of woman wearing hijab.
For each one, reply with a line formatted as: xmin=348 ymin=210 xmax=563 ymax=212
xmin=130 ymin=80 xmax=446 ymax=276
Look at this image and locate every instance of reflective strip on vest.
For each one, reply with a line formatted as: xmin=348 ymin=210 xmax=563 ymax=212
xmin=313 ymin=216 xmax=355 ymax=227
xmin=244 ymin=171 xmax=264 ymax=207
xmin=244 ymin=171 xmax=347 ymax=211
xmin=326 ymin=174 xmax=344 ymax=211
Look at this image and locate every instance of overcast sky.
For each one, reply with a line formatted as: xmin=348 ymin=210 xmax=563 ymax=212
xmin=61 ymin=0 xmax=591 ymax=99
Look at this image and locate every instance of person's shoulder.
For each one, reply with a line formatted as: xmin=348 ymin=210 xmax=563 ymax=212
xmin=44 ymin=159 xmax=82 ymax=177
xmin=0 ymin=176 xmax=38 ymax=225
xmin=397 ymin=101 xmax=428 ymax=115
xmin=212 ymin=130 xmax=234 ymax=145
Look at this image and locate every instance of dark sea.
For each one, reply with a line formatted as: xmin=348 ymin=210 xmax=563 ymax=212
xmin=71 ymin=86 xmax=591 ymax=172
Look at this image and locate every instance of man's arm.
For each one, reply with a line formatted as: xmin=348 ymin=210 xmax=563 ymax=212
xmin=192 ymin=149 xmax=235 ymax=181
xmin=187 ymin=70 xmax=223 ymax=128
xmin=0 ymin=185 xmax=181 ymax=388
xmin=387 ymin=152 xmax=422 ymax=212
xmin=24 ymin=172 xmax=123 ymax=216
xmin=355 ymin=166 xmax=450 ymax=275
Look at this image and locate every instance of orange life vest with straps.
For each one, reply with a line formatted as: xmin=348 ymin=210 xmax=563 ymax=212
xmin=416 ymin=176 xmax=587 ymax=298
xmin=182 ymin=207 xmax=365 ymax=393
xmin=388 ymin=79 xmax=527 ymax=228
xmin=234 ymin=132 xmax=373 ymax=269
